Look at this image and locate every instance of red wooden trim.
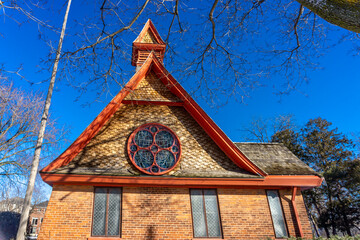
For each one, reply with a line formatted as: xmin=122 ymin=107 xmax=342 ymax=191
xmin=133 ymin=43 xmax=166 ymax=50
xmin=121 ymin=100 xmax=183 ymax=106
xmin=291 ymin=187 xmax=304 ymax=237
xmin=149 ymin=59 xmax=267 ymax=176
xmin=131 ymin=44 xmax=166 ymax=66
xmin=41 ymin=57 xmax=153 ymax=172
xmin=131 ymin=47 xmax=165 ymax=66
xmin=131 ymin=19 xmax=166 ymax=66
xmin=133 ymin=19 xmax=165 ymax=45
xmin=40 ymin=173 xmax=323 ymax=188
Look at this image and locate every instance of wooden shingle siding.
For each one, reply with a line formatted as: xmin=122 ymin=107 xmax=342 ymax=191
xmin=235 ymin=143 xmax=318 ymax=175
xmin=123 ymin=71 xmax=181 ymax=102
xmin=141 ymin=30 xmax=158 ymax=44
xmin=59 ymin=104 xmax=253 ymax=178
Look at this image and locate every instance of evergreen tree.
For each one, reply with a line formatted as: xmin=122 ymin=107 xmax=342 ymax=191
xmin=272 ymin=117 xmax=360 ymax=237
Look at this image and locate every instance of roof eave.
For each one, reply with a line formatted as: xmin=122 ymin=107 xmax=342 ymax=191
xmin=40 ymin=173 xmax=323 ymax=189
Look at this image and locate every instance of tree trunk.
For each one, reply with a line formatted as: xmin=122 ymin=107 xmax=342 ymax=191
xmin=296 ymin=0 xmax=360 ymax=33
xmin=328 ymin=193 xmax=337 ymax=236
xmin=336 ymin=194 xmax=352 ymax=236
xmin=308 ymin=190 xmax=329 ymax=237
xmin=324 ymin=224 xmax=331 ymax=238
xmin=15 ymin=1 xmax=72 ymax=239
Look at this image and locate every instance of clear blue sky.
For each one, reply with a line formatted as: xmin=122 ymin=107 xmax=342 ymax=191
xmin=1 ymin=0 xmax=360 ymax=157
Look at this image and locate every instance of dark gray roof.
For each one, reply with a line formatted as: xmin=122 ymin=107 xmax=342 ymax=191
xmin=34 ymin=201 xmax=48 ymax=208
xmin=234 ymin=142 xmax=319 ymax=176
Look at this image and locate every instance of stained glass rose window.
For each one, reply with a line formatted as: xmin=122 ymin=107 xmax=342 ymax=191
xmin=127 ymin=123 xmax=181 ymax=175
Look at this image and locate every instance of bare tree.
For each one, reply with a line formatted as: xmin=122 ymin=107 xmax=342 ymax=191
xmin=242 ymin=114 xmax=297 ymax=142
xmin=0 ymin=81 xmax=62 ymax=182
xmin=1 ymin=0 xmax=358 ymax=106
xmin=35 ymin=0 xmax=353 ymax=108
xmin=16 ymin=0 xmax=72 ymax=239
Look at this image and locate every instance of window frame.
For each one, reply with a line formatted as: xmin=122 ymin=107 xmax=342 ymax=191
xmin=91 ymin=187 xmax=122 ymax=238
xmin=189 ymin=188 xmax=223 ymax=239
xmin=266 ymin=190 xmax=289 ymax=239
xmin=30 ymin=226 xmax=37 ymax=234
xmin=32 ymin=218 xmax=38 ymax=225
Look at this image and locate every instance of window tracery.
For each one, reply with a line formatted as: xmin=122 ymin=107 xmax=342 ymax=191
xmin=127 ymin=123 xmax=181 ymax=175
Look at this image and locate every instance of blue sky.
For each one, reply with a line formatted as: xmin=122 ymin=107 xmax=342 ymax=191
xmin=1 ymin=0 xmax=360 ymax=158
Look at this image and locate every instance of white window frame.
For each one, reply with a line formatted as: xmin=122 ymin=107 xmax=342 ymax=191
xmin=32 ymin=218 xmax=38 ymax=225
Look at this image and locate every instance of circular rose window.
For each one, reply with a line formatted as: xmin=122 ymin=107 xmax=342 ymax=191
xmin=127 ymin=123 xmax=181 ymax=175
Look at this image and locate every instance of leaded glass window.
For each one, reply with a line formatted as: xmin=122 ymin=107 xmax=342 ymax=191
xmin=266 ymin=190 xmax=288 ymax=238
xmin=128 ymin=123 xmax=181 ymax=175
xmin=92 ymin=188 xmax=122 ymax=237
xmin=190 ymin=189 xmax=222 ymax=238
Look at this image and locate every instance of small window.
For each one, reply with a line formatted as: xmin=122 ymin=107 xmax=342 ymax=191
xmin=92 ymin=188 xmax=122 ymax=237
xmin=32 ymin=218 xmax=38 ymax=225
xmin=190 ymin=189 xmax=222 ymax=238
xmin=41 ymin=218 xmax=43 ymax=223
xmin=266 ymin=190 xmax=288 ymax=238
xmin=30 ymin=226 xmax=37 ymax=234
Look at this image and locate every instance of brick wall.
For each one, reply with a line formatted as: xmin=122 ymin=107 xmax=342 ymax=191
xmin=121 ymin=187 xmax=193 ymax=239
xmin=37 ymin=185 xmax=93 ymax=240
xmin=38 ymin=185 xmax=313 ymax=240
xmin=279 ymin=189 xmax=313 ymax=239
xmin=218 ymin=188 xmax=274 ymax=239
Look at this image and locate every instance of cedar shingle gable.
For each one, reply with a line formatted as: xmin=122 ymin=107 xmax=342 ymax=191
xmin=50 ymin=104 xmax=258 ymax=178
xmin=123 ymin=71 xmax=181 ymax=102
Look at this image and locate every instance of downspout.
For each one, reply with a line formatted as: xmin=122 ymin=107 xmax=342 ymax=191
xmin=291 ymin=187 xmax=304 ymax=237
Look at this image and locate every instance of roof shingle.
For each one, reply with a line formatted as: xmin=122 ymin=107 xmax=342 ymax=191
xmin=234 ymin=142 xmax=319 ymax=176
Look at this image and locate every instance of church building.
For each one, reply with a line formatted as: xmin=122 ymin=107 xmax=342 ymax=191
xmin=38 ymin=20 xmax=322 ymax=240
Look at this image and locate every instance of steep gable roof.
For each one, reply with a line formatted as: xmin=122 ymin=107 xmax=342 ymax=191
xmin=131 ymin=19 xmax=166 ymax=66
xmin=133 ymin=19 xmax=165 ymax=44
xmin=41 ymin=53 xmax=266 ymax=176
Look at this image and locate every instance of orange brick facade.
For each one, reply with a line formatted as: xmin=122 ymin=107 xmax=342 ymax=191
xmin=38 ymin=185 xmax=313 ymax=240
xmin=38 ymin=185 xmax=93 ymax=239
